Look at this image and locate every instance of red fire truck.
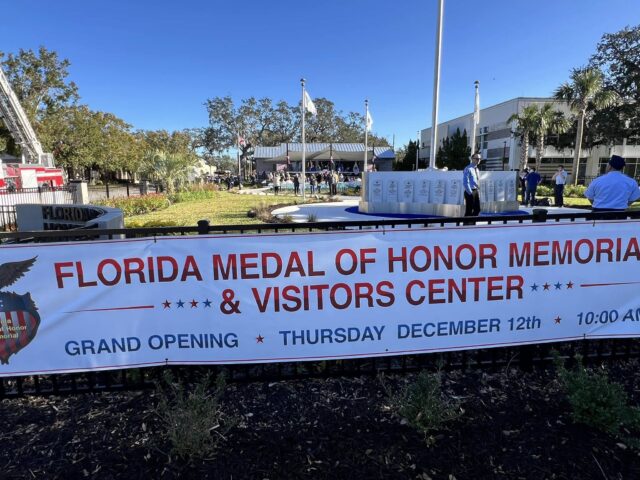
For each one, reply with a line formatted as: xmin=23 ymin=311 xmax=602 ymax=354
xmin=0 ymin=163 xmax=66 ymax=189
xmin=1 ymin=66 xmax=65 ymax=189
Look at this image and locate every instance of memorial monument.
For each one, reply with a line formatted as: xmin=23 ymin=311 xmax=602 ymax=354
xmin=358 ymin=170 xmax=519 ymax=217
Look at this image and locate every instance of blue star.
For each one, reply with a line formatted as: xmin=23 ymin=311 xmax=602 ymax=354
xmin=530 ymin=283 xmax=539 ymax=291
xmin=554 ymin=282 xmax=562 ymax=290
xmin=203 ymin=299 xmax=212 ymax=307
xmin=176 ymin=299 xmax=185 ymax=308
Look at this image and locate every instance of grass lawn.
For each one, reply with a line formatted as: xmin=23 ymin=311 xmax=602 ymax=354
xmin=124 ymin=190 xmax=322 ymax=227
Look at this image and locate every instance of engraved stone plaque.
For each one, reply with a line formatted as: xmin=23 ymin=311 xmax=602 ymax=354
xmin=370 ymin=178 xmax=383 ymax=203
xmin=432 ymin=179 xmax=446 ymax=204
xmin=415 ymin=179 xmax=431 ymax=203
xmin=401 ymin=180 xmax=414 ymax=203
xmin=385 ymin=179 xmax=398 ymax=202
xmin=446 ymin=179 xmax=463 ymax=205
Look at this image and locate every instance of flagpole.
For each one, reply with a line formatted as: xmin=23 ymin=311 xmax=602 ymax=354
xmin=471 ymin=80 xmax=480 ymax=154
xmin=236 ymin=130 xmax=241 ymax=179
xmin=416 ymin=130 xmax=420 ymax=170
xmin=364 ymin=99 xmax=369 ymax=173
xmin=429 ymin=0 xmax=444 ymax=170
xmin=301 ymin=78 xmax=306 ymax=201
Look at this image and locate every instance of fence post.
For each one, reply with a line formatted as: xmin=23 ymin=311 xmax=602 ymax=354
xmin=532 ymin=208 xmax=548 ymax=223
xmin=70 ymin=180 xmax=89 ymax=204
xmin=126 ymin=182 xmax=130 ymax=197
xmin=197 ymin=219 xmax=210 ymax=235
xmin=106 ymin=183 xmax=110 ymax=199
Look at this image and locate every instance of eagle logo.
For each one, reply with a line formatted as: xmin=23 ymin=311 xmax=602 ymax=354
xmin=0 ymin=257 xmax=40 ymax=364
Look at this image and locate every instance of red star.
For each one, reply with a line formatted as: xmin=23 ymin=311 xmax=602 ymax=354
xmin=566 ymin=281 xmax=574 ymax=289
xmin=554 ymin=316 xmax=561 ymax=324
xmin=256 ymin=334 xmax=265 ymax=344
xmin=190 ymin=299 xmax=199 ymax=308
xmin=543 ymin=283 xmax=550 ymax=291
xmin=162 ymin=300 xmax=171 ymax=309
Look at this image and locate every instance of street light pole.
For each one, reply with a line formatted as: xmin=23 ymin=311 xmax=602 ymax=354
xmin=416 ymin=131 xmax=420 ymax=170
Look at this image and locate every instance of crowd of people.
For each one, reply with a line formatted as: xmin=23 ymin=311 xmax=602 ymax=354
xmin=465 ymin=153 xmax=640 ymax=218
xmin=266 ymin=170 xmax=361 ymax=196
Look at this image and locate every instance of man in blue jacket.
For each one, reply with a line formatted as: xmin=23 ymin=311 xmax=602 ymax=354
xmin=525 ymin=167 xmax=541 ymax=207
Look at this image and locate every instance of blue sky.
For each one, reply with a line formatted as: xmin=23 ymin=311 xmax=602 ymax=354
xmin=3 ymin=0 xmax=639 ymax=149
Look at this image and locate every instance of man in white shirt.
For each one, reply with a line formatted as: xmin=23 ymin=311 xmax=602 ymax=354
xmin=552 ymin=165 xmax=568 ymax=207
xmin=584 ymin=155 xmax=640 ymax=211
xmin=463 ymin=154 xmax=481 ymax=216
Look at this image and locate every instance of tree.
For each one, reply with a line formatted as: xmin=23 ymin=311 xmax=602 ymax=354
xmin=394 ymin=140 xmax=418 ymax=171
xmin=139 ymin=150 xmax=197 ymax=194
xmin=507 ymin=104 xmax=539 ymax=171
xmin=201 ymin=95 xmax=390 ymax=166
xmin=530 ymin=104 xmax=570 ymax=166
xmin=588 ymin=25 xmax=640 ymax=145
xmin=36 ymin=105 xmax=140 ymax=179
xmin=554 ymin=68 xmax=620 ymax=184
xmin=0 ymin=46 xmax=79 ymax=157
xmin=435 ymin=128 xmax=471 ymax=170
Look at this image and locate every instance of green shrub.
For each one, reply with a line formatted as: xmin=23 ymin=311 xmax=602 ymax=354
xmin=155 ymin=371 xmax=235 ymax=460
xmin=564 ymin=184 xmax=586 ymax=198
xmin=97 ymin=194 xmax=171 ymax=216
xmin=555 ymin=354 xmax=640 ymax=440
xmin=125 ymin=219 xmax=179 ymax=228
xmin=536 ymin=185 xmax=553 ymax=197
xmin=385 ymin=371 xmax=462 ymax=440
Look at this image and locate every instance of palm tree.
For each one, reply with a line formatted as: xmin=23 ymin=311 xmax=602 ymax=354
xmin=554 ymin=68 xmax=620 ymax=184
xmin=507 ymin=104 xmax=538 ymax=171
xmin=531 ymin=103 xmax=571 ymax=166
xmin=141 ymin=150 xmax=197 ymax=194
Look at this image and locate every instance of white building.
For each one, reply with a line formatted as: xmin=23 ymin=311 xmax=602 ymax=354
xmin=420 ymin=97 xmax=640 ymax=184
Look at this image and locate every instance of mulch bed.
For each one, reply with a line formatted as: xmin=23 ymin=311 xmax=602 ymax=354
xmin=1 ymin=360 xmax=639 ymax=480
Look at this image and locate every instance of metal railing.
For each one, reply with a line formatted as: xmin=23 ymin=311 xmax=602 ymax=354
xmin=87 ymin=182 xmax=160 ymax=202
xmin=1 ymin=209 xmax=639 ymax=397
xmin=0 ymin=185 xmax=74 ymax=206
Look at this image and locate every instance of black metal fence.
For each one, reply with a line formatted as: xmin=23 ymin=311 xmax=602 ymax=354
xmin=1 ymin=209 xmax=639 ymax=397
xmin=87 ymin=182 xmax=160 ymax=203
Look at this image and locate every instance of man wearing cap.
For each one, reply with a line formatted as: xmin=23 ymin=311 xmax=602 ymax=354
xmin=463 ymin=153 xmax=482 ymax=216
xmin=584 ymin=155 xmax=640 ymax=211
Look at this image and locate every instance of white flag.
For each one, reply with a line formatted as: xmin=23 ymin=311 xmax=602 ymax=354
xmin=304 ymin=90 xmax=317 ymax=115
xmin=473 ymin=86 xmax=480 ymax=125
xmin=366 ymin=110 xmax=373 ymax=132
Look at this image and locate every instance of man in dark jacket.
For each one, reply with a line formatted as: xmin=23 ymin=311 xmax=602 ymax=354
xmin=525 ymin=167 xmax=541 ymax=207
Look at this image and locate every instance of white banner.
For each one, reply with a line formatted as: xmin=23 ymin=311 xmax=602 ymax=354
xmin=1 ymin=220 xmax=640 ymax=376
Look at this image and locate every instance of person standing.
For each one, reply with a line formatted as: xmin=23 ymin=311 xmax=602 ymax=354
xmin=552 ymin=165 xmax=568 ymax=207
xmin=525 ymin=167 xmax=541 ymax=207
xmin=309 ymin=174 xmax=317 ymax=196
xmin=273 ymin=173 xmax=281 ymax=195
xmin=293 ymin=174 xmax=300 ymax=196
xmin=519 ymin=169 xmax=528 ymax=205
xmin=585 ymin=155 xmax=640 ymax=211
xmin=463 ymin=153 xmax=482 ymax=216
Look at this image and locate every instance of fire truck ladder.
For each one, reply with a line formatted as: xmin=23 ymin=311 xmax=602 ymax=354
xmin=0 ymin=66 xmax=54 ymax=167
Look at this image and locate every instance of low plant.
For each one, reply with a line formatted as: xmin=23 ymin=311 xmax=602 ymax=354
xmin=383 ymin=371 xmax=462 ymax=441
xmin=97 ymin=194 xmax=171 ymax=216
xmin=306 ymin=213 xmax=318 ymax=222
xmin=563 ymin=184 xmax=586 ymax=198
xmin=155 ymin=370 xmax=235 ymax=460
xmin=125 ymin=219 xmax=179 ymax=228
xmin=536 ymin=185 xmax=553 ymax=197
xmin=169 ymin=184 xmax=220 ymax=203
xmin=554 ymin=353 xmax=640 ymax=442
